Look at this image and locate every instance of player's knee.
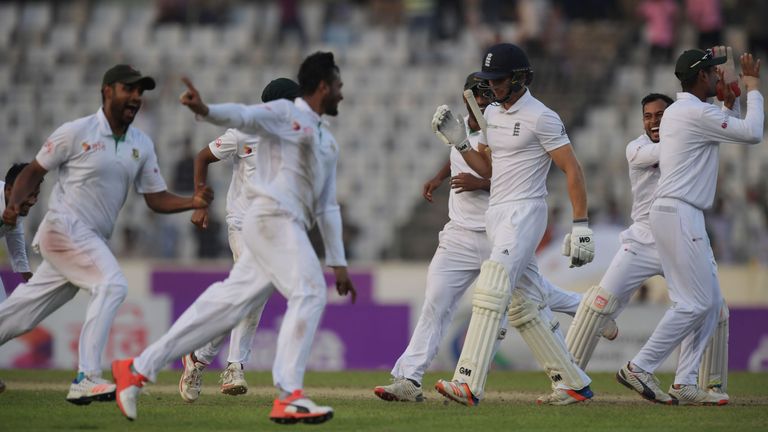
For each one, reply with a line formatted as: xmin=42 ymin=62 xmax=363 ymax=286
xmin=472 ymin=260 xmax=511 ymax=313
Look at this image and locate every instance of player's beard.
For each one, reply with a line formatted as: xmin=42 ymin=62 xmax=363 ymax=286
xmin=323 ymin=93 xmax=339 ymax=117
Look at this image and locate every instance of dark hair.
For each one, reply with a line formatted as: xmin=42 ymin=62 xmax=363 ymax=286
xmin=5 ymin=163 xmax=29 ymax=185
xmin=298 ymin=52 xmax=339 ymax=96
xmin=641 ymin=93 xmax=674 ymax=110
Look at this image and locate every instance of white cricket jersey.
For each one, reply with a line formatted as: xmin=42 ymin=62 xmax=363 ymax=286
xmin=621 ymin=133 xmax=660 ymax=244
xmin=203 ymin=98 xmax=347 ymax=266
xmin=208 ymin=129 xmax=276 ymax=230
xmin=448 ymin=118 xmax=488 ymax=231
xmin=480 ymin=90 xmax=570 ymax=207
xmin=0 ymin=181 xmax=30 ymax=272
xmin=35 ymin=108 xmax=168 ymax=239
xmin=654 ymin=91 xmax=764 ymax=210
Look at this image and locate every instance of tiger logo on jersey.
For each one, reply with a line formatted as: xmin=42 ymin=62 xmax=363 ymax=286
xmin=132 ymin=148 xmax=140 ymax=160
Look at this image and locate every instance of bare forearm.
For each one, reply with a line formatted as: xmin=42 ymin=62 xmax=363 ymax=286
xmin=145 ymin=191 xmax=197 ymax=213
xmin=433 ymin=161 xmax=451 ymax=181
xmin=566 ymin=167 xmax=588 ymax=220
xmin=9 ymin=162 xmax=46 ymax=208
xmin=194 ymin=148 xmax=218 ymax=191
xmin=460 ymin=149 xmax=491 ymax=178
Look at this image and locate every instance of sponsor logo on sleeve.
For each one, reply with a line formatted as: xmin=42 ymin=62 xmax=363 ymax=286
xmin=593 ymin=295 xmax=608 ymax=310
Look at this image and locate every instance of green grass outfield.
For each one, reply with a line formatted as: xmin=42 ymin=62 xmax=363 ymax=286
xmin=1 ymin=369 xmax=767 ymax=431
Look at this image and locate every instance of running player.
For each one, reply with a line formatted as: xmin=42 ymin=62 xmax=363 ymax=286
xmin=0 ymin=64 xmax=213 ymax=404
xmin=111 ymin=52 xmax=355 ymax=424
xmin=431 ymin=43 xmax=595 ymax=406
xmin=178 ymin=78 xmax=300 ymax=401
xmin=620 ymin=49 xmax=762 ymax=405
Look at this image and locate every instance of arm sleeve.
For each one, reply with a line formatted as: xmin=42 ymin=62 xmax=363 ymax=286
xmin=208 ymin=128 xmax=240 ymax=161
xmin=203 ymin=100 xmax=290 ymax=136
xmin=699 ymin=90 xmax=764 ymax=145
xmin=5 ymin=219 xmax=30 ymax=272
xmin=314 ymin=155 xmax=347 ymax=267
xmin=536 ymin=109 xmax=571 ymax=151
xmin=135 ymin=137 xmax=169 ymax=194
xmin=626 ymin=141 xmax=660 ymax=168
xmin=35 ymin=123 xmax=76 ymax=171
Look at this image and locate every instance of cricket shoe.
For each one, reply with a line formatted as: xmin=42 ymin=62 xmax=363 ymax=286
xmin=66 ymin=374 xmax=116 ymax=405
xmin=602 ymin=318 xmax=619 ymax=340
xmin=374 ymin=377 xmax=425 ymax=402
xmin=220 ymin=362 xmax=248 ymax=396
xmin=616 ymin=362 xmax=674 ymax=405
xmin=536 ymin=385 xmax=593 ymax=405
xmin=668 ymin=384 xmax=729 ymax=406
xmin=434 ymin=379 xmax=479 ymax=406
xmin=269 ymin=390 xmax=334 ymax=424
xmin=112 ymin=358 xmax=148 ymax=421
xmin=179 ymin=353 xmax=207 ymax=402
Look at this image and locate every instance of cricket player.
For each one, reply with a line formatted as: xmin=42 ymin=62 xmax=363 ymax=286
xmin=1 ymin=163 xmax=42 ymax=302
xmin=431 ymin=43 xmax=595 ymax=406
xmin=178 ymin=78 xmax=300 ymax=401
xmin=374 ymin=74 xmax=615 ymax=403
xmin=111 ymin=52 xmax=355 ymax=424
xmin=0 ymin=64 xmax=214 ymax=405
xmin=620 ymin=48 xmax=763 ymax=405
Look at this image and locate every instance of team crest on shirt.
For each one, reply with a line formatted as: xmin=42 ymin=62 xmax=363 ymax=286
xmin=132 ymin=148 xmax=140 ymax=159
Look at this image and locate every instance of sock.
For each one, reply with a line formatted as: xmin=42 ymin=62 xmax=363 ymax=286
xmin=73 ymin=372 xmax=86 ymax=384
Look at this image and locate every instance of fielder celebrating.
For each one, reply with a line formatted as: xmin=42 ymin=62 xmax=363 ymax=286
xmin=619 ymin=48 xmax=763 ymax=405
xmin=374 ymin=74 xmax=615 ymax=403
xmin=431 ymin=43 xmax=595 ymax=406
xmin=1 ymin=163 xmax=42 ymax=302
xmin=0 ymin=65 xmax=213 ymax=404
xmin=111 ymin=52 xmax=355 ymax=424
xmin=178 ymin=78 xmax=300 ymax=401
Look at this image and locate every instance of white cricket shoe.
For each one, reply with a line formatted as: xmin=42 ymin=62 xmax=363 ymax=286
xmin=536 ymin=385 xmax=594 ymax=405
xmin=434 ymin=379 xmax=479 ymax=406
xmin=66 ymin=375 xmax=116 ymax=405
xmin=616 ymin=362 xmax=674 ymax=404
xmin=179 ymin=353 xmax=207 ymax=402
xmin=602 ymin=318 xmax=619 ymax=340
xmin=220 ymin=363 xmax=248 ymax=396
xmin=373 ymin=377 xmax=425 ymax=402
xmin=269 ymin=390 xmax=334 ymax=424
xmin=668 ymin=384 xmax=729 ymax=406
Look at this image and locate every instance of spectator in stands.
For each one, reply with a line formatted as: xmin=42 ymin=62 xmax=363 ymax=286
xmin=637 ymin=0 xmax=680 ymax=64
xmin=278 ymin=0 xmax=307 ymax=45
xmin=172 ymin=138 xmax=195 ymax=194
xmin=743 ymin=0 xmax=768 ymax=60
xmin=686 ymin=0 xmax=723 ymax=48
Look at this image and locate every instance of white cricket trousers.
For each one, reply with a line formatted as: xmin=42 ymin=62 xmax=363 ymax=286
xmin=0 ymin=212 xmax=128 ymax=376
xmin=635 ymin=198 xmax=722 ymax=385
xmin=193 ymin=227 xmax=265 ymax=365
xmin=134 ymin=212 xmax=327 ymax=393
xmin=391 ymin=220 xmax=581 ymax=383
xmin=486 ymin=199 xmax=590 ymax=389
xmin=599 ymin=237 xmax=664 ymax=317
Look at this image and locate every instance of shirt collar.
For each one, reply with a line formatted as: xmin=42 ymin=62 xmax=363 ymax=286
xmin=497 ymin=89 xmax=532 ymax=114
xmin=676 ymin=92 xmax=699 ymax=102
xmin=294 ymin=97 xmax=329 ymax=127
xmin=96 ymin=107 xmax=130 ymax=138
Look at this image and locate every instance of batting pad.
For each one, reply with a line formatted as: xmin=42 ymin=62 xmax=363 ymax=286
xmin=452 ymin=260 xmax=511 ymax=398
xmin=508 ymin=290 xmax=590 ymax=390
xmin=565 ymin=285 xmax=619 ymax=369
xmin=698 ymin=302 xmax=729 ymax=392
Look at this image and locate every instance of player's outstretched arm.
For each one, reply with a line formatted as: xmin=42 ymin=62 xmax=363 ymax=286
xmin=423 ymin=161 xmax=450 ymax=202
xmin=2 ymin=160 xmax=47 ymax=226
xmin=179 ymin=77 xmax=209 ymax=116
xmin=143 ymin=187 xmax=213 ymax=214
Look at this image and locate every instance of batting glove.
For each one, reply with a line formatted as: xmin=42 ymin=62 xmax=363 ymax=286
xmin=562 ymin=221 xmax=594 ymax=268
xmin=432 ymin=105 xmax=470 ymax=153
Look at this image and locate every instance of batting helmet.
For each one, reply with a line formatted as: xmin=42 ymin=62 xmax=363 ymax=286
xmin=475 ymin=43 xmax=533 ymax=95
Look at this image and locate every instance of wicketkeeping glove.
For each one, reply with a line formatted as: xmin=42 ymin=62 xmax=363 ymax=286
xmin=714 ymin=45 xmax=741 ymax=100
xmin=562 ymin=221 xmax=594 ymax=268
xmin=431 ymin=105 xmax=470 ymax=153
